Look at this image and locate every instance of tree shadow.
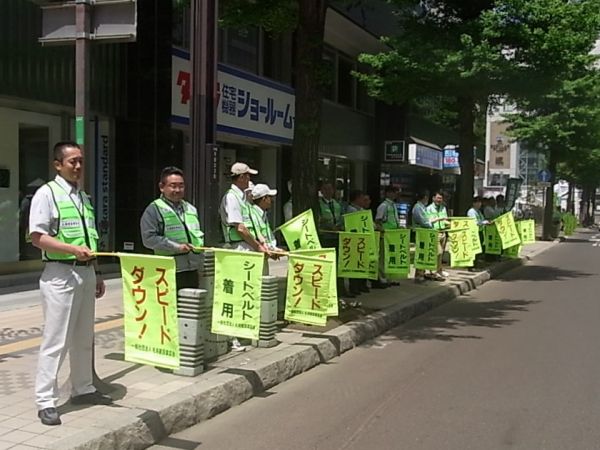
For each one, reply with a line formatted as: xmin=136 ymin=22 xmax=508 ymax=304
xmin=494 ymin=265 xmax=594 ymax=282
xmin=361 ymin=298 xmax=537 ymax=345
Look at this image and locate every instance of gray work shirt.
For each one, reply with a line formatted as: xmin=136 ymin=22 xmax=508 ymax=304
xmin=412 ymin=201 xmax=432 ymax=228
xmin=140 ymin=196 xmax=202 ymax=273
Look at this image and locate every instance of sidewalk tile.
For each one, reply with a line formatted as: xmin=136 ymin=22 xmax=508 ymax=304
xmin=24 ymin=434 xmax=59 ymax=448
xmin=43 ymin=426 xmax=79 ymax=439
xmin=1 ymin=418 xmax=35 ymax=430
xmin=0 ymin=428 xmax=9 ymax=437
xmin=1 ymin=430 xmax=39 ymax=444
xmin=133 ymin=391 xmax=167 ymax=400
xmin=0 ymin=441 xmax=15 ymax=450
xmin=7 ymin=445 xmax=44 ymax=450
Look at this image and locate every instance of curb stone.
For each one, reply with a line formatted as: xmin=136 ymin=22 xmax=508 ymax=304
xmin=52 ymin=243 xmax=553 ymax=450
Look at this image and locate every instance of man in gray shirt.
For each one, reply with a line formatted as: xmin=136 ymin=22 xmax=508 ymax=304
xmin=140 ymin=166 xmax=204 ymax=289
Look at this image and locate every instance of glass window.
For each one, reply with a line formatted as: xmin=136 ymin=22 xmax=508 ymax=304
xmin=337 ymin=56 xmax=355 ymax=108
xmin=224 ymin=27 xmax=259 ymax=73
xmin=321 ymin=49 xmax=336 ymax=101
xmin=19 ymin=125 xmax=50 ymax=261
xmin=172 ymin=0 xmax=191 ymax=49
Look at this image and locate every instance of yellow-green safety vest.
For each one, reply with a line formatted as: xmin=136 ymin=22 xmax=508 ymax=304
xmin=426 ymin=204 xmax=449 ymax=230
xmin=224 ymin=189 xmax=259 ymax=243
xmin=152 ymin=198 xmax=204 ymax=255
xmin=319 ymin=198 xmax=342 ymax=229
xmin=381 ymin=199 xmax=400 ymax=230
xmin=44 ymin=181 xmax=98 ymax=261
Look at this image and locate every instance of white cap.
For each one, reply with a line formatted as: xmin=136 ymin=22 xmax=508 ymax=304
xmin=251 ymin=183 xmax=277 ymax=199
xmin=230 ymin=162 xmax=258 ymax=176
xmin=244 ymin=181 xmax=255 ymax=193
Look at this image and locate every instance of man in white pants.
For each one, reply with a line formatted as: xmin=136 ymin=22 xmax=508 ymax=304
xmin=29 ymin=142 xmax=111 ymax=426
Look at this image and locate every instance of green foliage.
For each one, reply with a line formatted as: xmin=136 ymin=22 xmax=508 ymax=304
xmin=219 ymin=0 xmax=298 ymax=34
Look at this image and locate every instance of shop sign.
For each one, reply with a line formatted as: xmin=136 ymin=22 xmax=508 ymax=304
xmin=384 ymin=141 xmax=405 ymax=162
xmin=171 ymin=49 xmax=295 ymax=145
xmin=408 ymin=143 xmax=443 ymax=170
xmin=443 ymin=148 xmax=460 ymax=169
xmin=94 ymin=119 xmax=112 ymax=252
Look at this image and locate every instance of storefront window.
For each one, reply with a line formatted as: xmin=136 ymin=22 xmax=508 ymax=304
xmin=222 ymin=27 xmax=259 ymax=74
xmin=337 ymin=56 xmax=355 ymax=108
xmin=19 ymin=125 xmax=50 ymax=261
xmin=318 ymin=156 xmax=352 ymax=202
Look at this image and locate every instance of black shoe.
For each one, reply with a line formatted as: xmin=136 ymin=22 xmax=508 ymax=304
xmin=70 ymin=391 xmax=113 ymax=406
xmin=38 ymin=407 xmax=61 ymax=426
xmin=371 ymin=281 xmax=389 ymax=289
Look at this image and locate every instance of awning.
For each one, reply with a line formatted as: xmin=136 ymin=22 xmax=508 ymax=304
xmin=409 ymin=136 xmax=442 ymax=151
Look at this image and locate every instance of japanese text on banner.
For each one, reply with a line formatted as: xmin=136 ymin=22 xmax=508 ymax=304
xmin=447 ymin=228 xmax=474 ymax=267
xmin=451 ymin=217 xmax=482 ymax=255
xmin=279 ymin=209 xmax=321 ymax=250
xmin=483 ymin=224 xmax=503 ymax=255
xmin=494 ymin=212 xmax=521 ymax=249
xmin=120 ymin=254 xmax=179 ymax=370
xmin=338 ymin=232 xmax=372 ymax=278
xmin=343 ymin=210 xmax=375 ymax=233
xmin=285 ymin=254 xmax=333 ymax=326
xmin=294 ymin=248 xmax=338 ymax=316
xmin=515 ymin=219 xmax=536 ymax=244
xmin=414 ymin=229 xmax=439 ymax=270
xmin=383 ymin=229 xmax=411 ymax=277
xmin=212 ymin=250 xmax=264 ymax=340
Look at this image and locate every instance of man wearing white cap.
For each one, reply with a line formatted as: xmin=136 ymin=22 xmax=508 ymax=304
xmin=219 ymin=162 xmax=268 ymax=253
xmin=251 ymin=184 xmax=280 ymax=248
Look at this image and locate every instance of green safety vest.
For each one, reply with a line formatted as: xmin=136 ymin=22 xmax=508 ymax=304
xmin=319 ymin=198 xmax=342 ymax=229
xmin=44 ymin=181 xmax=98 ymax=261
xmin=427 ymin=204 xmax=449 ymax=230
xmin=224 ymin=188 xmax=258 ymax=243
xmin=381 ymin=199 xmax=399 ymax=230
xmin=252 ymin=205 xmax=276 ymax=246
xmin=152 ymin=198 xmax=204 ymax=255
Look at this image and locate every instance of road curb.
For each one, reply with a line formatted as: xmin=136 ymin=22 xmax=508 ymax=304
xmin=53 ymin=244 xmax=553 ymax=450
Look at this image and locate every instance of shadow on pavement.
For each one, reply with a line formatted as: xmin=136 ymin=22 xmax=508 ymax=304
xmin=361 ymin=298 xmax=537 ymax=345
xmin=153 ymin=436 xmax=201 ymax=449
xmin=494 ymin=265 xmax=594 ymax=282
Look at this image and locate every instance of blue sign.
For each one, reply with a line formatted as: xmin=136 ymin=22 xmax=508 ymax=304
xmin=537 ymin=169 xmax=552 ymax=183
xmin=443 ymin=149 xmax=460 ymax=169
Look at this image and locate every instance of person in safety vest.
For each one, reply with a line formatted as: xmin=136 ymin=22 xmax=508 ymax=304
xmin=29 ymin=141 xmax=112 ymax=426
xmin=251 ymin=183 xmax=284 ymax=274
xmin=373 ymin=185 xmax=402 ymax=288
xmin=467 ymin=196 xmax=491 ymax=270
xmin=412 ymin=189 xmax=433 ymax=284
xmin=219 ymin=162 xmax=269 ymax=254
xmin=141 ymin=166 xmax=204 ymax=290
xmin=426 ymin=191 xmax=450 ymax=280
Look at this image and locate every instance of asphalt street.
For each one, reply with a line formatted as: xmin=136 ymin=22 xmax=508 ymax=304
xmin=151 ymin=229 xmax=600 ymax=450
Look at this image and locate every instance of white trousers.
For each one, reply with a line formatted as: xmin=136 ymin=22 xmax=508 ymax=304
xmin=35 ymin=263 xmax=96 ymax=409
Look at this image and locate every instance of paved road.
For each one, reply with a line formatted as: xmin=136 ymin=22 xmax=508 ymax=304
xmin=152 ymin=229 xmax=600 ymax=450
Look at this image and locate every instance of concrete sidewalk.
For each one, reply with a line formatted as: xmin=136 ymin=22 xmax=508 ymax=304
xmin=0 ymin=240 xmax=556 ymax=450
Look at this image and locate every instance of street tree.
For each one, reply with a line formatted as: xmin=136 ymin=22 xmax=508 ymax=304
xmin=506 ymin=70 xmax=600 ymax=237
xmin=220 ymin=0 xmax=328 ymax=216
xmin=356 ymin=0 xmax=600 ymax=214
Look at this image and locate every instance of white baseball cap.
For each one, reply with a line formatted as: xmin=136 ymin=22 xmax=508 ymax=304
xmin=251 ymin=183 xmax=277 ymax=199
xmin=244 ymin=181 xmax=255 ymax=193
xmin=230 ymin=162 xmax=258 ymax=176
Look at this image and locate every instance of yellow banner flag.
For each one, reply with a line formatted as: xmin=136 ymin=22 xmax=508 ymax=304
xmin=285 ymin=253 xmax=333 ymax=326
xmin=279 ymin=209 xmax=322 ymax=250
xmin=343 ymin=210 xmax=375 ymax=233
xmin=383 ymin=229 xmax=411 ymax=277
xmin=212 ymin=249 xmax=264 ymax=340
xmin=483 ymin=224 xmax=503 ymax=255
xmin=494 ymin=212 xmax=521 ymax=249
xmin=447 ymin=228 xmax=474 ymax=267
xmin=338 ymin=232 xmax=372 ymax=278
xmin=451 ymin=217 xmax=482 ymax=255
xmin=294 ymin=248 xmax=338 ymax=316
xmin=414 ymin=228 xmax=439 ymax=270
xmin=516 ymin=219 xmax=536 ymax=244
xmin=121 ymin=253 xmax=179 ymax=370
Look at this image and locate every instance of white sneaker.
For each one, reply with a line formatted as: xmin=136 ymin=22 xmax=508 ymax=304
xmin=441 ymin=270 xmax=450 ymax=277
xmin=231 ymin=339 xmax=246 ymax=352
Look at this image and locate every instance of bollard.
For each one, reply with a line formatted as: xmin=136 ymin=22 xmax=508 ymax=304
xmin=173 ymin=288 xmax=206 ymax=376
xmin=252 ymin=275 xmax=280 ymax=348
xmin=197 ymin=251 xmax=228 ymax=362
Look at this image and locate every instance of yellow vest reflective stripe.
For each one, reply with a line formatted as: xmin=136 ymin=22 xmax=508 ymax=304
xmin=152 ymin=198 xmax=204 ymax=255
xmin=44 ymin=181 xmax=98 ymax=261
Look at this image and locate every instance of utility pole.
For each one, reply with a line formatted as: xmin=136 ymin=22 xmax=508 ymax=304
xmin=190 ymin=0 xmax=219 ymax=243
xmin=75 ymin=0 xmax=91 ymax=190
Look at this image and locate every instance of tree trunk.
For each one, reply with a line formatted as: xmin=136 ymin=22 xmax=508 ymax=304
xmin=567 ymin=182 xmax=574 ymax=213
xmin=456 ymin=96 xmax=475 ymax=215
xmin=542 ymin=150 xmax=558 ymax=240
xmin=291 ymin=0 xmax=327 ymax=216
